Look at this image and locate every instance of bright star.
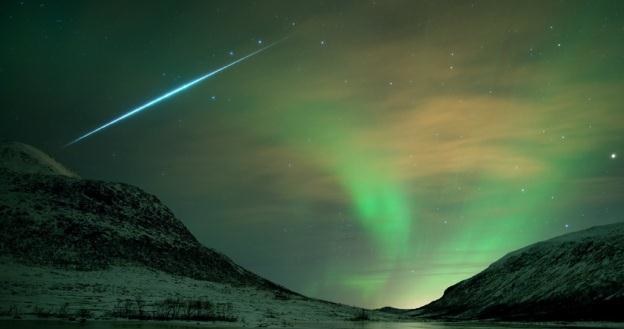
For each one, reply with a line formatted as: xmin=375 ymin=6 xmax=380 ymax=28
xmin=611 ymin=153 xmax=617 ymax=159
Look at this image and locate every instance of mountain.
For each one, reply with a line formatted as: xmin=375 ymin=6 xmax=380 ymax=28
xmin=0 ymin=141 xmax=277 ymax=287
xmin=0 ymin=142 xmax=78 ymax=178
xmin=0 ymin=142 xmax=383 ymax=325
xmin=412 ymin=222 xmax=624 ymax=321
xmin=376 ymin=306 xmax=409 ymax=315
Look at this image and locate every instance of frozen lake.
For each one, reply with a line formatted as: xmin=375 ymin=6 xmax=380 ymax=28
xmin=0 ymin=320 xmax=612 ymax=329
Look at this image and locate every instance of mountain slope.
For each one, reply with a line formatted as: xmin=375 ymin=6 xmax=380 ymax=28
xmin=412 ymin=222 xmax=624 ymax=321
xmin=0 ymin=146 xmax=278 ymax=288
xmin=0 ymin=142 xmax=78 ymax=178
xmin=0 ymin=142 xmax=382 ymax=325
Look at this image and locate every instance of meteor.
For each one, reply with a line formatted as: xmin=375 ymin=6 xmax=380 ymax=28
xmin=64 ymin=40 xmax=282 ymax=147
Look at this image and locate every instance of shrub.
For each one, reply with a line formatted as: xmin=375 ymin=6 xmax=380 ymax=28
xmin=110 ymin=297 xmax=236 ymax=322
xmin=8 ymin=305 xmax=20 ymax=319
xmin=349 ymin=309 xmax=370 ymax=321
xmin=33 ymin=306 xmax=52 ymax=318
xmin=57 ymin=303 xmax=69 ymax=319
xmin=76 ymin=308 xmax=92 ymax=319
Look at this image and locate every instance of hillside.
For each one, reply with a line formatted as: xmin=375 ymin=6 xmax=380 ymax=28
xmin=0 ymin=142 xmax=381 ymax=325
xmin=412 ymin=222 xmax=624 ymax=321
xmin=0 ymin=142 xmax=78 ymax=178
xmin=0 ymin=142 xmax=280 ymax=288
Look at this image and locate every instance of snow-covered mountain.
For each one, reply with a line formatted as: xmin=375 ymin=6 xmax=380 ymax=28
xmin=0 ymin=142 xmax=383 ymax=325
xmin=0 ymin=142 xmax=78 ymax=178
xmin=411 ymin=222 xmax=624 ymax=321
xmin=0 ymin=141 xmax=278 ymax=287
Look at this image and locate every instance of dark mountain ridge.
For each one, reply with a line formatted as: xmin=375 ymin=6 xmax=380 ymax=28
xmin=0 ymin=141 xmax=286 ymax=290
xmin=412 ymin=222 xmax=624 ymax=321
xmin=0 ymin=142 xmax=399 ymax=326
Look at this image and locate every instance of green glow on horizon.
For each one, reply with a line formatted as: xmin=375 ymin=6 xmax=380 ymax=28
xmin=185 ymin=1 xmax=624 ymax=308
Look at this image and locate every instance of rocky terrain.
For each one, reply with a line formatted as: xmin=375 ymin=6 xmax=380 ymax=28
xmin=411 ymin=222 xmax=624 ymax=321
xmin=0 ymin=142 xmax=276 ymax=287
xmin=0 ymin=142 xmax=387 ymax=326
xmin=4 ymin=141 xmax=621 ymax=325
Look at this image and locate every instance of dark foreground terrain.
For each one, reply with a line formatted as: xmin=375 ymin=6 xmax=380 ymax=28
xmin=2 ymin=319 xmax=623 ymax=329
xmin=411 ymin=222 xmax=624 ymax=321
xmin=0 ymin=142 xmax=386 ymax=326
xmin=1 ymin=142 xmax=622 ymax=325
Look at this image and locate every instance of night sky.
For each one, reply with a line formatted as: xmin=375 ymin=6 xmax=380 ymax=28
xmin=2 ymin=0 xmax=624 ymax=309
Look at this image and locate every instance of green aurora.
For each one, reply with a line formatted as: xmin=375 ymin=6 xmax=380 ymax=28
xmin=1 ymin=0 xmax=623 ymax=308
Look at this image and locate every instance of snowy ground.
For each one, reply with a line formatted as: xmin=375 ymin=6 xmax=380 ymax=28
xmin=0 ymin=258 xmax=398 ymax=327
xmin=0 ymin=319 xmax=621 ymax=329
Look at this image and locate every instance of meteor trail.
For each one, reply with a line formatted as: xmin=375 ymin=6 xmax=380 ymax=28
xmin=65 ymin=40 xmax=283 ymax=147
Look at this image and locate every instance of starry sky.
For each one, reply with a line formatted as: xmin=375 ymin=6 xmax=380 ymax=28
xmin=1 ymin=0 xmax=624 ymax=309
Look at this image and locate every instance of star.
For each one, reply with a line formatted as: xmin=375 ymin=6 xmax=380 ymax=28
xmin=611 ymin=153 xmax=617 ymax=159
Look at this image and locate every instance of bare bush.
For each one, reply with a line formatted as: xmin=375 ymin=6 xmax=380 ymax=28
xmin=56 ymin=303 xmax=69 ymax=319
xmin=33 ymin=306 xmax=52 ymax=318
xmin=76 ymin=308 xmax=92 ymax=319
xmin=110 ymin=297 xmax=235 ymax=322
xmin=348 ymin=309 xmax=371 ymax=321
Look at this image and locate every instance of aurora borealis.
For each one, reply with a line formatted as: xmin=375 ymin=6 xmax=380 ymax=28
xmin=1 ymin=0 xmax=623 ymax=309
